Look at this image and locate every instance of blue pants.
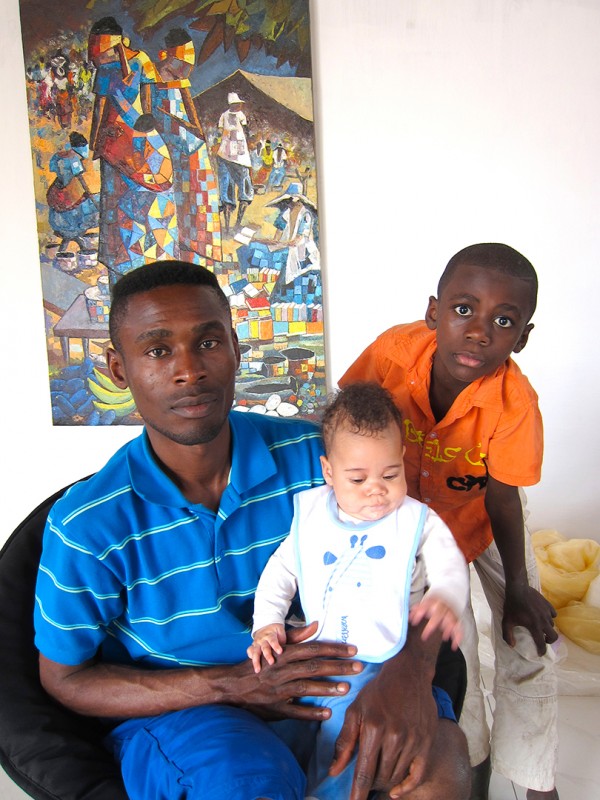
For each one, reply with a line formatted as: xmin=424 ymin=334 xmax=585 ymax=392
xmin=218 ymin=158 xmax=254 ymax=207
xmin=105 ymin=705 xmax=306 ymax=800
xmin=104 ymin=686 xmax=455 ymax=800
xmin=303 ymin=665 xmax=456 ymax=799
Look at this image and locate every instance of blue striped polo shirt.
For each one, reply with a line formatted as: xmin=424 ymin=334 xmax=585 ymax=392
xmin=34 ymin=411 xmax=324 ymax=669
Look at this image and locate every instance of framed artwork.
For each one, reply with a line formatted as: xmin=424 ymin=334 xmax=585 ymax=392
xmin=19 ymin=0 xmax=325 ymax=425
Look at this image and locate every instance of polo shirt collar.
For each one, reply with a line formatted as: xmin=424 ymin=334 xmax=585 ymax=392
xmin=228 ymin=410 xmax=278 ymax=495
xmin=126 ymin=412 xmax=277 ymax=508
xmin=127 ymin=431 xmax=188 ymax=508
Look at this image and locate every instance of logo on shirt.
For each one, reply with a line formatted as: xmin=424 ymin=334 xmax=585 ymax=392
xmin=446 ymin=474 xmax=488 ymax=492
xmin=340 ymin=615 xmax=349 ymax=643
xmin=404 ymin=420 xmax=487 ymax=466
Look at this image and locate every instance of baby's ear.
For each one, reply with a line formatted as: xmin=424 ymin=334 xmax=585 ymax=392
xmin=513 ymin=323 xmax=534 ymax=353
xmin=425 ymin=296 xmax=438 ymax=330
xmin=320 ymin=455 xmax=334 ymax=486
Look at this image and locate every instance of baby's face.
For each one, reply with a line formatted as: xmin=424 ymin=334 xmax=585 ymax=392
xmin=320 ymin=422 xmax=407 ymax=522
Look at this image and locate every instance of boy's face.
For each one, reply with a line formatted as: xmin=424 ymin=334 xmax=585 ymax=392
xmin=425 ymin=263 xmax=534 ymax=388
xmin=320 ymin=422 xmax=407 ymax=522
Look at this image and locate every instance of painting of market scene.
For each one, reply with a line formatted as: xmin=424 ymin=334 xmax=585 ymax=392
xmin=19 ymin=0 xmax=325 ymax=425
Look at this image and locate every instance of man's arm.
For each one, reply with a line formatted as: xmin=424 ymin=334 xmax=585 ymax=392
xmin=39 ymin=631 xmax=360 ymax=721
xmin=484 ymin=475 xmax=557 ymax=655
xmin=330 ymin=621 xmax=442 ymax=800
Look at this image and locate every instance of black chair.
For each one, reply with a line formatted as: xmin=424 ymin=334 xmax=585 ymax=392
xmin=0 ymin=482 xmax=127 ymax=800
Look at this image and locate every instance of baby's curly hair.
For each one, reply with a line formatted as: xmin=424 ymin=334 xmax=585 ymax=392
xmin=322 ymin=382 xmax=403 ymax=454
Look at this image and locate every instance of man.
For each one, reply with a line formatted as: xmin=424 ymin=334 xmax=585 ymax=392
xmin=35 ymin=261 xmax=469 ymax=800
xmin=217 ymin=92 xmax=254 ymax=233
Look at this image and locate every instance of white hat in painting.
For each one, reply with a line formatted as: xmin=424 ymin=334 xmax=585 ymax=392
xmin=266 ymin=182 xmax=317 ymax=211
xmin=227 ymin=92 xmax=244 ymax=104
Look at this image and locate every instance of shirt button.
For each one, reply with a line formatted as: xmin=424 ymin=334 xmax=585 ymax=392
xmin=423 ymin=497 xmax=432 ymax=503
xmin=422 ymin=470 xmax=429 ymax=477
xmin=429 ymin=432 xmax=437 ymax=439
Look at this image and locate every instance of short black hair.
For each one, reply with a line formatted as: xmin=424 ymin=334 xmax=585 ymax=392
xmin=90 ymin=16 xmax=122 ymax=36
xmin=109 ymin=261 xmax=231 ymax=350
xmin=438 ymin=243 xmax=538 ymax=317
xmin=69 ymin=131 xmax=88 ymax=149
xmin=165 ymin=28 xmax=192 ymax=48
xmin=322 ymin=382 xmax=403 ymax=455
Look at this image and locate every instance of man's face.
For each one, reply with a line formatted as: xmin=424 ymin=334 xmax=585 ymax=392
xmin=320 ymin=422 xmax=408 ymax=522
xmin=107 ymin=284 xmax=240 ymax=453
xmin=426 ymin=263 xmax=534 ymax=388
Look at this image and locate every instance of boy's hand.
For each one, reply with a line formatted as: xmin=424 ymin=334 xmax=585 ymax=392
xmin=484 ymin=477 xmax=558 ymax=656
xmin=503 ymin=583 xmax=558 ymax=656
xmin=409 ymin=595 xmax=463 ymax=650
xmin=247 ymin=623 xmax=286 ymax=673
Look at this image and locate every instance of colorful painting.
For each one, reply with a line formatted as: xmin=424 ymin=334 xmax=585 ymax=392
xmin=19 ymin=0 xmax=325 ymax=425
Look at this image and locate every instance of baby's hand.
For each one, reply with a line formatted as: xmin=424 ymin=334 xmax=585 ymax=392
xmin=247 ymin=624 xmax=287 ymax=673
xmin=409 ymin=595 xmax=463 ymax=650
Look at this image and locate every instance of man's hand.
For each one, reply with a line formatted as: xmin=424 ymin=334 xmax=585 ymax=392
xmin=232 ymin=622 xmax=362 ymax=720
xmin=329 ymin=625 xmax=440 ymax=800
xmin=40 ymin=622 xmax=361 ymax=721
xmin=503 ymin=583 xmax=558 ymax=656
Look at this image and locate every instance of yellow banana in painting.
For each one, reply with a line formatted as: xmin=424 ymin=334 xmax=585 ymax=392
xmin=87 ymin=377 xmax=133 ymax=405
xmin=91 ymin=367 xmax=122 ymax=392
xmin=92 ymin=397 xmax=137 ymax=418
xmin=87 ymin=371 xmax=136 ymax=417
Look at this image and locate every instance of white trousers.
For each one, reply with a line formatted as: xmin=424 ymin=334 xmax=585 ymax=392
xmin=458 ymin=534 xmax=558 ymax=792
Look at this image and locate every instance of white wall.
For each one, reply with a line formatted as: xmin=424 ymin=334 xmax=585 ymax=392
xmin=1 ymin=0 xmax=599 ymax=542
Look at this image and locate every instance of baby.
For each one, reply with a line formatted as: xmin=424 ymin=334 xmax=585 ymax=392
xmin=248 ymin=382 xmax=469 ymax=800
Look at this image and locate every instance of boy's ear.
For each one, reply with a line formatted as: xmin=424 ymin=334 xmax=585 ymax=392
xmin=425 ymin=296 xmax=438 ymax=330
xmin=513 ymin=323 xmax=534 ymax=354
xmin=107 ymin=347 xmax=129 ymax=390
xmin=320 ymin=455 xmax=334 ymax=486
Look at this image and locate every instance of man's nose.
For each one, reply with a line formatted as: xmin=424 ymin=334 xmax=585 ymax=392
xmin=174 ymin=349 xmax=207 ymax=382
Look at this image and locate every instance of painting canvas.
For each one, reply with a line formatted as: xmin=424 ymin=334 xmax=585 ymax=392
xmin=19 ymin=0 xmax=325 ymax=426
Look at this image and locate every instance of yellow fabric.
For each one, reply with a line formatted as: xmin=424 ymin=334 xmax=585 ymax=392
xmin=532 ymin=529 xmax=600 ymax=653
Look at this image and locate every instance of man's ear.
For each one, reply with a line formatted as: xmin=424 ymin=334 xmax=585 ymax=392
xmin=320 ymin=455 xmax=334 ymax=486
xmin=425 ymin=296 xmax=438 ymax=330
xmin=106 ymin=347 xmax=129 ymax=389
xmin=231 ymin=328 xmax=241 ymax=369
xmin=513 ymin=323 xmax=534 ymax=354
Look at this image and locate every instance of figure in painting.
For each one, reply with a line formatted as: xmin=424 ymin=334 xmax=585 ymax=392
xmin=217 ymin=91 xmax=254 ymax=234
xmin=153 ymin=28 xmax=222 ymax=266
xmin=253 ymin=137 xmax=273 ymax=187
xmin=267 ymin=181 xmax=320 ymax=303
xmin=46 ymin=131 xmax=99 ymax=252
xmin=49 ymin=50 xmax=74 ymax=129
xmin=87 ymin=16 xmax=178 ymax=282
xmin=267 ymin=142 xmax=288 ymax=191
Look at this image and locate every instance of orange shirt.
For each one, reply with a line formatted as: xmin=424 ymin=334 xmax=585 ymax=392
xmin=339 ymin=321 xmax=543 ymax=562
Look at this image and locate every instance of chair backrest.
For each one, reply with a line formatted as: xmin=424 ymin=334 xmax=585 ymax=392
xmin=0 ymin=482 xmax=128 ymax=800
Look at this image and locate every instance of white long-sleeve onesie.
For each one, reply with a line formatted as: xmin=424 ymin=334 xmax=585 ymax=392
xmin=252 ymin=485 xmax=469 ymax=662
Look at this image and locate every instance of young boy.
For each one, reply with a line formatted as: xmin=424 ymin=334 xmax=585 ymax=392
xmin=339 ymin=243 xmax=559 ymax=800
xmin=248 ymin=382 xmax=470 ymax=800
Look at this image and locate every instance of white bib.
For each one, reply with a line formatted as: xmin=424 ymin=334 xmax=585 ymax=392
xmin=292 ymin=486 xmax=426 ymax=662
